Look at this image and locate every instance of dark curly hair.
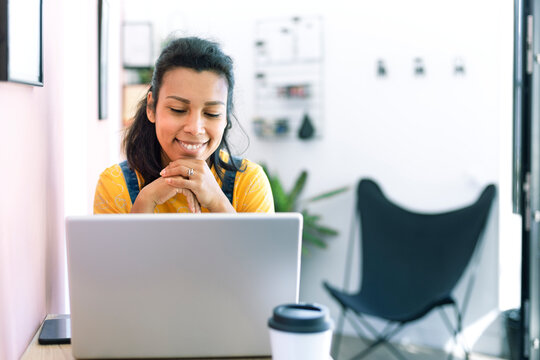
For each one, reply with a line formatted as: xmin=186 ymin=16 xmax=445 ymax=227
xmin=123 ymin=36 xmax=243 ymax=187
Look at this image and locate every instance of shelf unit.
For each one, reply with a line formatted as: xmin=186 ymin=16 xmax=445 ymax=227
xmin=253 ymin=16 xmax=324 ymax=140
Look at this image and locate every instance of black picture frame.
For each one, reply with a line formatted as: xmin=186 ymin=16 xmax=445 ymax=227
xmin=0 ymin=0 xmax=43 ymax=86
xmin=98 ymin=0 xmax=109 ymax=119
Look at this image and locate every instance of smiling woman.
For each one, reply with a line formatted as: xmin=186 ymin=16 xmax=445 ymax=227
xmin=147 ymin=68 xmax=228 ymax=165
xmin=93 ymin=37 xmax=274 ymax=214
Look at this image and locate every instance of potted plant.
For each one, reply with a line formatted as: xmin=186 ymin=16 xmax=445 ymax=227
xmin=262 ymin=166 xmax=349 ymax=254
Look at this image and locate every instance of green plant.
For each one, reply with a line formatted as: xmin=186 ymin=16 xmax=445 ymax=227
xmin=262 ymin=165 xmax=349 ymax=254
xmin=136 ymin=67 xmax=154 ymax=84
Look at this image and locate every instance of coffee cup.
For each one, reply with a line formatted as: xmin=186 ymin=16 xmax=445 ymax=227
xmin=268 ymin=303 xmax=333 ymax=360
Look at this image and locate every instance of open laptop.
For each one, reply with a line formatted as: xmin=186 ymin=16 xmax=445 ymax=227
xmin=66 ymin=213 xmax=302 ymax=359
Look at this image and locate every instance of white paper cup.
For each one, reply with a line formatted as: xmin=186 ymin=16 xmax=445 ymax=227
xmin=268 ymin=303 xmax=333 ymax=360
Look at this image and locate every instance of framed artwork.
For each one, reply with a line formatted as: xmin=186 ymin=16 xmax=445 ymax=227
xmin=123 ymin=22 xmax=153 ymax=69
xmin=98 ymin=0 xmax=109 ymax=119
xmin=0 ymin=0 xmax=43 ymax=86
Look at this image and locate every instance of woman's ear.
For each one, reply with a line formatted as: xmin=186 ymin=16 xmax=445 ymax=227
xmin=146 ymin=92 xmax=156 ymax=123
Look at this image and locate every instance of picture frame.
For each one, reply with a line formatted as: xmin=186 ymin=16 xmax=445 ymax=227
xmin=122 ymin=22 xmax=153 ymax=69
xmin=0 ymin=0 xmax=43 ymax=86
xmin=98 ymin=0 xmax=109 ymax=119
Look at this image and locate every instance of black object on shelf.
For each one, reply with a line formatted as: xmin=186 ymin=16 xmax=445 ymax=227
xmin=298 ymin=113 xmax=315 ymax=140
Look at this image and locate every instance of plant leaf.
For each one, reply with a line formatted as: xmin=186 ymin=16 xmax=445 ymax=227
xmin=270 ymin=177 xmax=289 ymax=212
xmin=303 ymin=214 xmax=322 ymax=225
xmin=307 ymin=223 xmax=339 ymax=236
xmin=287 ymin=171 xmax=308 ymax=210
xmin=262 ymin=165 xmax=290 ymax=212
xmin=302 ymin=209 xmax=321 ymax=224
xmin=302 ymin=231 xmax=328 ymax=248
xmin=305 ymin=186 xmax=350 ymax=203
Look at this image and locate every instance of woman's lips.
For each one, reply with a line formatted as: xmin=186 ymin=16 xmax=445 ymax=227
xmin=176 ymin=139 xmax=207 ymax=152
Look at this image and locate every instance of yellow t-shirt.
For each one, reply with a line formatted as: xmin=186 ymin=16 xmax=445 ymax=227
xmin=93 ymin=154 xmax=274 ymax=214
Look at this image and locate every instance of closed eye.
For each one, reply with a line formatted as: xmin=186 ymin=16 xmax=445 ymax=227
xmin=205 ymin=113 xmax=221 ymax=118
xmin=170 ymin=108 xmax=186 ymax=114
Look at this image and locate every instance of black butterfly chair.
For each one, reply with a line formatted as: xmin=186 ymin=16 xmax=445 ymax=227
xmin=323 ymin=179 xmax=496 ymax=360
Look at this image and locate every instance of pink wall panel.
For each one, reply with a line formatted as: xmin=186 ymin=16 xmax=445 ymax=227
xmin=0 ymin=0 xmax=68 ymax=358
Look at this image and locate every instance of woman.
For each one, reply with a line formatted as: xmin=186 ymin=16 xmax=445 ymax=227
xmin=94 ymin=37 xmax=274 ymax=214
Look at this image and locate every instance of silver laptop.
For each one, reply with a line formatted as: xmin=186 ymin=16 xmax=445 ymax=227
xmin=66 ymin=213 xmax=302 ymax=359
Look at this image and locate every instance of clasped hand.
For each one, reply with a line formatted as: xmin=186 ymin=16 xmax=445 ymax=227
xmin=162 ymin=159 xmax=236 ymax=213
xmin=132 ymin=158 xmax=235 ymax=213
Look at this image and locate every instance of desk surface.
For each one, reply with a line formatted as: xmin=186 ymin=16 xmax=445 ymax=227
xmin=21 ymin=315 xmax=271 ymax=360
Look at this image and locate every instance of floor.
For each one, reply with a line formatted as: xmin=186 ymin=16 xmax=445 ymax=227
xmin=334 ymin=335 xmax=509 ymax=360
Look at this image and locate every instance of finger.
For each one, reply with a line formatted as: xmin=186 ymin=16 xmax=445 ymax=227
xmin=186 ymin=191 xmax=196 ymax=213
xmin=186 ymin=190 xmax=201 ymax=213
xmin=161 ymin=159 xmax=199 ymax=175
xmin=165 ymin=176 xmax=191 ymax=190
xmin=161 ymin=164 xmax=196 ymax=179
xmin=176 ymin=187 xmax=200 ymax=213
xmin=189 ymin=191 xmax=202 ymax=213
xmin=176 ymin=188 xmax=194 ymax=212
xmin=194 ymin=195 xmax=201 ymax=213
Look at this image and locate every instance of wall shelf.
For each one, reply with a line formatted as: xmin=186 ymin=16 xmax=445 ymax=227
xmin=252 ymin=16 xmax=324 ymax=141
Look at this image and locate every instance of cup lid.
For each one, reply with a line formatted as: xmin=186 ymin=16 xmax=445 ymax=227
xmin=268 ymin=303 xmax=333 ymax=333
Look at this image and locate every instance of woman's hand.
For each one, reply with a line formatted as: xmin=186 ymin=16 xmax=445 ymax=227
xmin=130 ymin=176 xmax=201 ymax=213
xmin=160 ymin=159 xmax=235 ymax=213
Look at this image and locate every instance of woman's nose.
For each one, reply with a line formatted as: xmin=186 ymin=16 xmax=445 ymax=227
xmin=184 ymin=112 xmax=205 ymax=135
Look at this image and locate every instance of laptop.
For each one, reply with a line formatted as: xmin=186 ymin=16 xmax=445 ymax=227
xmin=66 ymin=213 xmax=302 ymax=359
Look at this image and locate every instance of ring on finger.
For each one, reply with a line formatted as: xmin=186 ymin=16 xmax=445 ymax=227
xmin=187 ymin=168 xmax=194 ymax=177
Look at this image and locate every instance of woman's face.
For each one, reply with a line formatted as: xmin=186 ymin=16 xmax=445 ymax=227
xmin=147 ymin=67 xmax=228 ymax=165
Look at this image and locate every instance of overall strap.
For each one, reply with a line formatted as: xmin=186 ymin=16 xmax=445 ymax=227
xmin=119 ymin=160 xmax=140 ymax=205
xmin=222 ymin=156 xmax=242 ymax=204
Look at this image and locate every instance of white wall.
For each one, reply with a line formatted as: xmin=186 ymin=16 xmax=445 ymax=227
xmin=124 ymin=0 xmax=516 ymax=356
xmin=63 ymin=0 xmax=123 ymax=219
xmin=61 ymin=0 xmax=123 ymax=316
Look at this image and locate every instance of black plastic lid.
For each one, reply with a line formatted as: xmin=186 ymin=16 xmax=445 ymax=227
xmin=268 ymin=303 xmax=333 ymax=333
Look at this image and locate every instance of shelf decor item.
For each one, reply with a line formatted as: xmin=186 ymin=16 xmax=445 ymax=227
xmin=253 ymin=16 xmax=324 ymax=140
xmin=298 ymin=112 xmax=315 ymax=140
xmin=0 ymin=0 xmax=43 ymax=86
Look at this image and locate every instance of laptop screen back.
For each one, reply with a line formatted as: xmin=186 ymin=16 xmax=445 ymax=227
xmin=66 ymin=213 xmax=302 ymax=359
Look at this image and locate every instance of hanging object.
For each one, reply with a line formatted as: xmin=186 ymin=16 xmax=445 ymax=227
xmin=414 ymin=57 xmax=425 ymax=76
xmin=377 ymin=59 xmax=387 ymax=77
xmin=298 ymin=113 xmax=315 ymax=140
xmin=453 ymin=57 xmax=466 ymax=76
